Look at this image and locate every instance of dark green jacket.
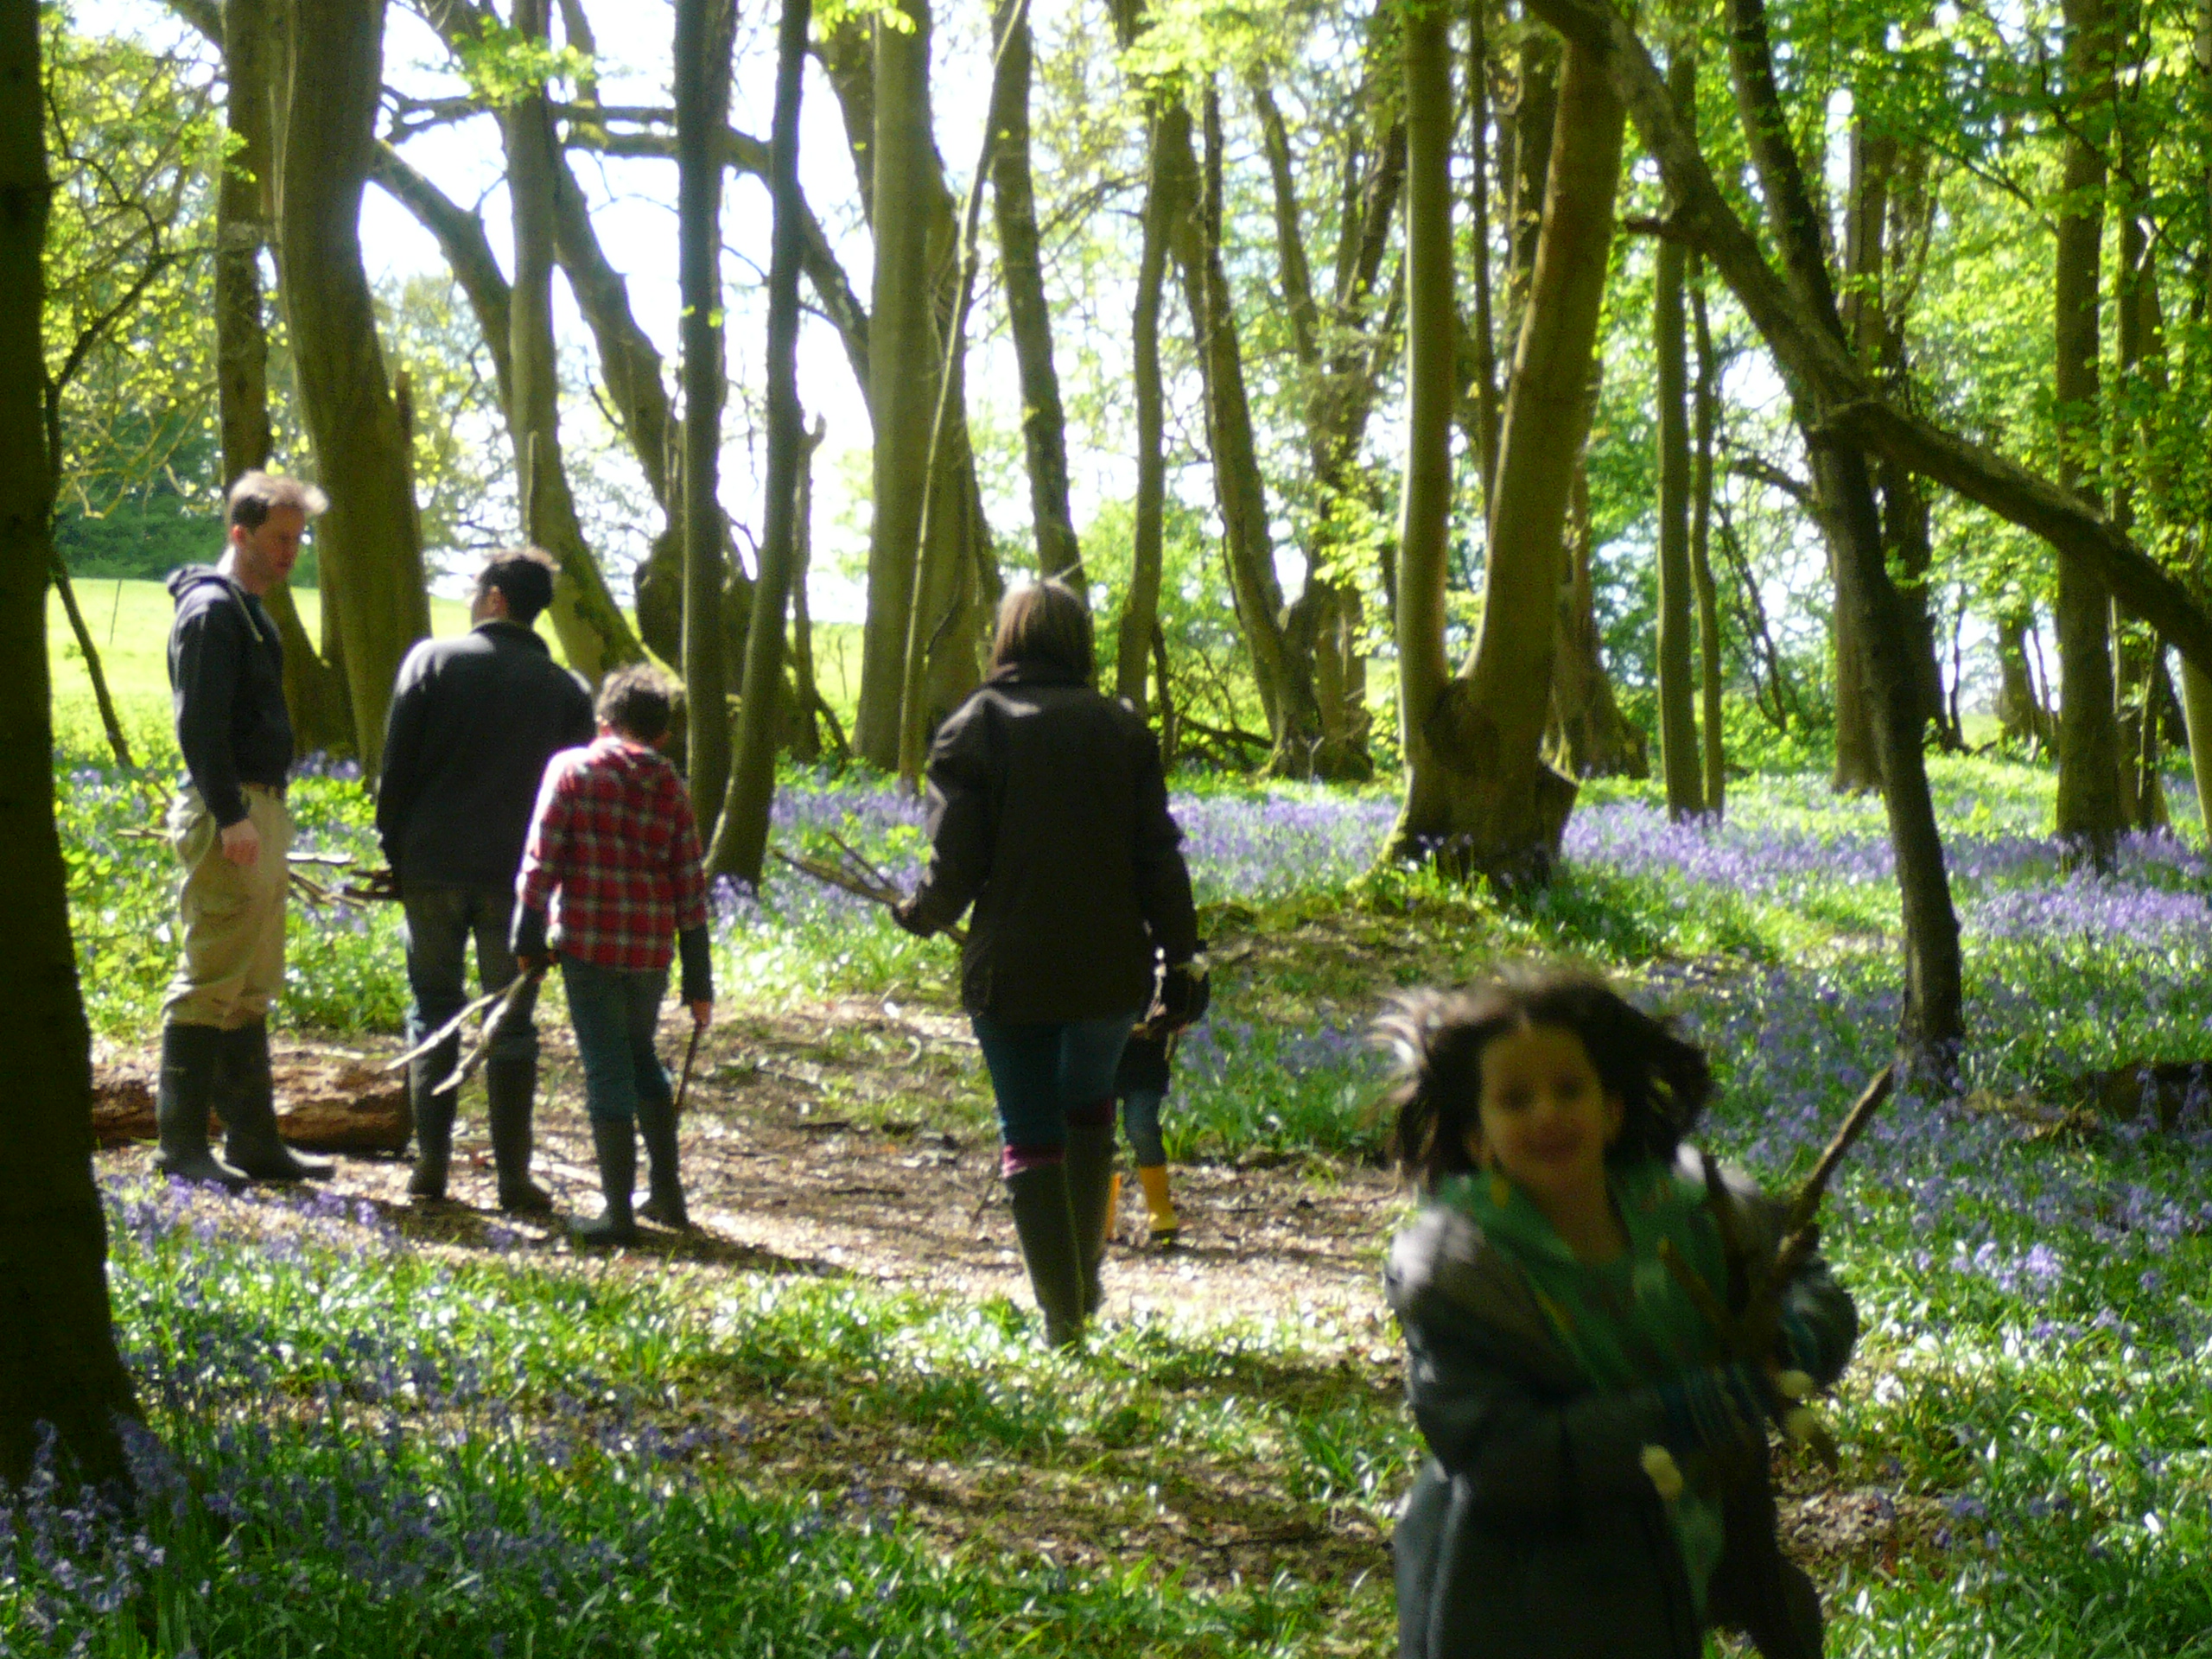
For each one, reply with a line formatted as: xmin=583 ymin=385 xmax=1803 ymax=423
xmin=1386 ymin=1150 xmax=1856 ymax=1659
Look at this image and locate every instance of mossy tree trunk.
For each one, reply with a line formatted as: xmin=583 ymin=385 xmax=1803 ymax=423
xmin=1387 ymin=35 xmax=1619 ymax=880
xmin=270 ymin=0 xmax=429 ymax=773
xmin=1653 ymin=47 xmax=1703 ymax=820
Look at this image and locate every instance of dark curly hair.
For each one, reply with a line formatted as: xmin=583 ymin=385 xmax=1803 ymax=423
xmin=1376 ymin=963 xmax=1713 ymax=1192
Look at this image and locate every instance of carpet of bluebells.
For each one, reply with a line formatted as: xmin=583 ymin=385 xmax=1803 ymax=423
xmin=27 ymin=725 xmax=2212 ymax=1653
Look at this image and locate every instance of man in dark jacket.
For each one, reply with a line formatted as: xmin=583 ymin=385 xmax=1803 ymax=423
xmin=156 ymin=471 xmax=334 ymax=1187
xmin=377 ymin=548 xmax=594 ymax=1209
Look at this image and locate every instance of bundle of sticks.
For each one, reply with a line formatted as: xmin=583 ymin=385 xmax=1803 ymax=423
xmin=772 ymin=829 xmax=967 ymax=945
xmin=119 ymin=824 xmax=392 ymax=914
xmin=1657 ymin=1062 xmax=1897 ymax=1475
xmin=381 ymin=968 xmax=544 ymax=1098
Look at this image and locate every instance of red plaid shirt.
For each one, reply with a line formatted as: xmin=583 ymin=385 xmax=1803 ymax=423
xmin=515 ymin=737 xmax=709 ymax=972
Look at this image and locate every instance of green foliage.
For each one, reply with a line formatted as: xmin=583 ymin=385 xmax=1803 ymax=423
xmin=450 ymin=20 xmax=594 ymax=105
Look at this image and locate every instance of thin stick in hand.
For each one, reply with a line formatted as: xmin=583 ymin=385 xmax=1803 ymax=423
xmin=385 ymin=982 xmax=511 ymax=1071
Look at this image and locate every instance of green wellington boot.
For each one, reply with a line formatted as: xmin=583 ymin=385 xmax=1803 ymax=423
xmin=218 ymin=1023 xmax=333 ymax=1182
xmin=1062 ymin=1118 xmax=1118 ymax=1319
xmin=573 ymin=1115 xmax=638 ymax=1248
xmin=633 ymin=1089 xmax=690 ymax=1229
xmin=153 ymin=1023 xmax=247 ymax=1189
xmin=484 ymin=1057 xmax=553 ymax=1214
xmin=1005 ymin=1163 xmax=1087 ymax=1349
xmin=406 ymin=1039 xmax=457 ymax=1201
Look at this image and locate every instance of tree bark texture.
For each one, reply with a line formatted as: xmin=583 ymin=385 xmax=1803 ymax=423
xmin=0 ymin=0 xmax=138 ymax=1481
xmin=1115 ymin=106 xmax=1173 ymax=713
xmin=219 ymin=0 xmax=352 ymax=755
xmin=270 ymin=0 xmax=429 ymax=774
xmin=712 ymin=0 xmax=810 ymax=883
xmin=2053 ymin=0 xmax=2124 ymax=865
xmin=789 ymin=416 xmax=828 ymax=763
xmin=675 ymin=0 xmax=734 ymax=825
xmin=1463 ymin=0 xmax=1502 ymax=505
xmin=1547 ymin=460 xmax=1649 ymax=779
xmin=1689 ymin=255 xmax=1726 ymax=813
xmin=1515 ymin=0 xmax=2212 ymax=695
xmin=987 ymin=0 xmax=1080 ymax=589
xmin=1390 ymin=0 xmax=1455 ymax=824
xmin=1654 ymin=49 xmax=1701 ymax=819
xmin=1388 ymin=35 xmax=1618 ymax=878
xmin=1721 ymin=0 xmax=1963 ymax=1062
xmin=507 ymin=0 xmax=642 ymax=690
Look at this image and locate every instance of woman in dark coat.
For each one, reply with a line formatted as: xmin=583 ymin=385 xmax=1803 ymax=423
xmin=897 ymin=581 xmax=1202 ymax=1347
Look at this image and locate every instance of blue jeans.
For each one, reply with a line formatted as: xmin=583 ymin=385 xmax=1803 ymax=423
xmin=1120 ymin=1087 xmax=1168 ymax=1167
xmin=404 ymin=885 xmax=538 ymax=1062
xmin=970 ymin=1012 xmax=1138 ymax=1153
xmin=560 ymin=957 xmax=673 ymax=1123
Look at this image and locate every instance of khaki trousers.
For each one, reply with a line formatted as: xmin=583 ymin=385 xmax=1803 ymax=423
xmin=162 ymin=784 xmax=291 ymax=1031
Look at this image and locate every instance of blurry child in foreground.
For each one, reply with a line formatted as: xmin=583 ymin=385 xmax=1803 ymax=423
xmin=1381 ymin=964 xmax=1855 ymax=1659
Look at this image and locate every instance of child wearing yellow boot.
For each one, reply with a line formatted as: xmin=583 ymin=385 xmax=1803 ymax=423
xmin=1114 ymin=1020 xmax=1179 ymax=1246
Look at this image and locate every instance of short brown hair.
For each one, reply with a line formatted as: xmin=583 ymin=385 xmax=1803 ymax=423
xmin=477 ymin=547 xmax=559 ymax=624
xmin=226 ymin=471 xmax=329 ymax=531
xmin=595 ymin=664 xmax=675 ymax=742
xmin=990 ymin=580 xmax=1092 ymax=680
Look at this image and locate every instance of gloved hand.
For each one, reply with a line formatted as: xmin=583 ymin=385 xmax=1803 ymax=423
xmin=892 ymin=897 xmax=935 ymax=938
xmin=1159 ymin=955 xmax=1211 ymax=1028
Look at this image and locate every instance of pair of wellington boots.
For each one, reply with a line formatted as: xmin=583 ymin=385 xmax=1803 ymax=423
xmin=575 ymin=1091 xmax=689 ymax=1249
xmin=154 ymin=1022 xmax=334 ymax=1187
xmin=408 ymin=1052 xmax=553 ymax=1213
xmin=1005 ymin=1120 xmax=1117 ymax=1351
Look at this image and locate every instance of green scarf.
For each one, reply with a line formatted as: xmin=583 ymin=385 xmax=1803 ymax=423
xmin=1437 ymin=1157 xmax=1731 ymax=1611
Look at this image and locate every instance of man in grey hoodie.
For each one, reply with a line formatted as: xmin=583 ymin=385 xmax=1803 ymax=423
xmin=156 ymin=472 xmax=333 ymax=1186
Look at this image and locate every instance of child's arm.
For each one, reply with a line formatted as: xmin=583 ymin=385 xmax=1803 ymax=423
xmin=667 ymin=785 xmax=714 ymax=1016
xmin=510 ymin=758 xmax=575 ymax=963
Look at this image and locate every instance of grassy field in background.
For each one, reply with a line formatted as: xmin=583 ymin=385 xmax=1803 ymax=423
xmin=48 ymin=577 xmax=865 ymax=748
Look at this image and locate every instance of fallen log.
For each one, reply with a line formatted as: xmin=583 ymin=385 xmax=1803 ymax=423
xmin=94 ymin=1046 xmax=413 ymax=1154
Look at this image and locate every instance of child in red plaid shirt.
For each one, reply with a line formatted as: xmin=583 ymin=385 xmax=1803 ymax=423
xmin=512 ymin=666 xmax=714 ymax=1245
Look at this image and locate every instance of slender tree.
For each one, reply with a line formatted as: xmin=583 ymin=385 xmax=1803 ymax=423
xmin=1688 ymin=254 xmax=1726 ymax=815
xmin=676 ymin=0 xmax=735 ymax=823
xmin=0 ymin=0 xmax=138 ymax=1482
xmin=1653 ymin=47 xmax=1701 ymax=820
xmin=988 ymin=0 xmax=1080 ymax=589
xmin=1115 ymin=104 xmax=1173 ymax=713
xmin=712 ymin=0 xmax=810 ymax=881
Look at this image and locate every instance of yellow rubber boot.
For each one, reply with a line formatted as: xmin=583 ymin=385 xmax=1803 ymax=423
xmin=1105 ymin=1172 xmax=1122 ymax=1248
xmin=1137 ymin=1164 xmax=1179 ymax=1247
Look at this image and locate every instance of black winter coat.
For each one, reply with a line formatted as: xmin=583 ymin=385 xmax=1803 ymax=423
xmin=166 ymin=564 xmax=292 ymax=827
xmin=1388 ymin=1154 xmax=1857 ymax=1659
xmin=904 ymin=665 xmax=1198 ymax=1022
xmin=375 ymin=620 xmax=595 ymax=889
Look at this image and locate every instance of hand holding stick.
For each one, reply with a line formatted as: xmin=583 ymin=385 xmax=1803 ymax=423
xmin=1656 ymin=1063 xmax=1895 ymax=1472
xmin=771 ymin=845 xmax=969 ymax=945
xmin=384 ymin=982 xmax=511 ymax=1071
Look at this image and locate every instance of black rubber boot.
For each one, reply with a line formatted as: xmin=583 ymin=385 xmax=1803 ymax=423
xmin=1005 ymin=1164 xmax=1086 ymax=1350
xmin=634 ymin=1089 xmax=689 ymax=1229
xmin=406 ymin=1039 xmax=458 ymax=1201
xmin=153 ymin=1023 xmax=246 ymax=1189
xmin=572 ymin=1115 xmax=638 ymax=1248
xmin=218 ymin=1023 xmax=333 ymax=1182
xmin=485 ymin=1057 xmax=553 ymax=1214
xmin=1063 ymin=1116 xmax=1118 ymax=1319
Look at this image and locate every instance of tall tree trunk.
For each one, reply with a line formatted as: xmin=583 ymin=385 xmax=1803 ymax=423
xmin=0 ymin=0 xmax=137 ymax=1481
xmin=505 ymin=0 xmax=641 ymax=688
xmin=789 ymin=416 xmax=827 ymax=763
xmin=1390 ymin=0 xmax=1458 ymax=843
xmin=988 ymin=0 xmax=1079 ymax=588
xmin=271 ymin=0 xmax=429 ymax=773
xmin=1388 ymin=35 xmax=1618 ymax=878
xmin=1165 ymin=85 xmax=1325 ymax=775
xmin=1548 ymin=460 xmax=1649 ymax=779
xmin=1464 ymin=0 xmax=1502 ymax=505
xmin=1654 ymin=48 xmax=1702 ymax=819
xmin=675 ymin=0 xmax=734 ymax=825
xmin=222 ymin=0 xmax=350 ymax=755
xmin=1689 ymin=254 xmax=1726 ymax=814
xmin=1723 ymin=0 xmax=1963 ymax=1065
xmin=712 ymin=0 xmax=810 ymax=881
xmin=851 ymin=0 xmax=938 ymax=767
xmin=1116 ymin=106 xmax=1173 ymax=713
xmin=2053 ymin=0 xmax=2124 ymax=867
xmin=1995 ymin=607 xmax=2055 ymax=750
